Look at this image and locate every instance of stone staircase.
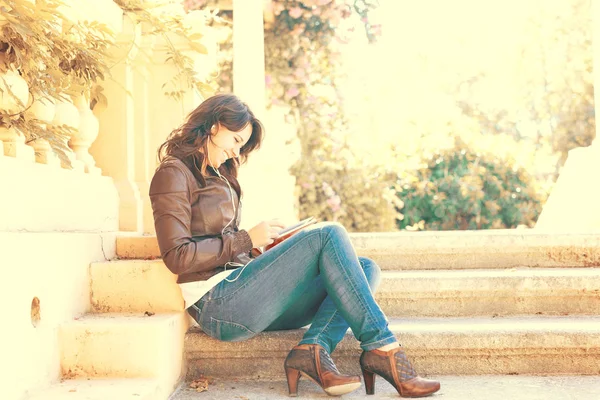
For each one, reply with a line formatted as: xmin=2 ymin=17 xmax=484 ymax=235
xmin=27 ymin=230 xmax=600 ymax=399
xmin=25 ymin=254 xmax=188 ymax=399
xmin=181 ymin=231 xmax=600 ymax=380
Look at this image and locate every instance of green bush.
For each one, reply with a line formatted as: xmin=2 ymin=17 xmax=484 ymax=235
xmin=395 ymin=138 xmax=546 ymax=230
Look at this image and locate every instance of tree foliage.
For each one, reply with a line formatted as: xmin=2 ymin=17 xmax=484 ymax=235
xmin=0 ymin=0 xmax=215 ymax=165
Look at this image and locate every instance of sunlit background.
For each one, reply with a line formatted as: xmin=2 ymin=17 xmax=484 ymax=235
xmin=185 ymin=0 xmax=595 ymax=232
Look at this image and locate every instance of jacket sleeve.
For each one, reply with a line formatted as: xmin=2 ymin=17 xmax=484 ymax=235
xmin=149 ymin=164 xmax=254 ymax=275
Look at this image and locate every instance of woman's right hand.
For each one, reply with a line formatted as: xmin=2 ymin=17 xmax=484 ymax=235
xmin=247 ymin=219 xmax=285 ymax=248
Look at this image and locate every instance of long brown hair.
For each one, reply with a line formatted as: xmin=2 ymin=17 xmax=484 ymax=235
xmin=157 ymin=93 xmax=264 ymax=196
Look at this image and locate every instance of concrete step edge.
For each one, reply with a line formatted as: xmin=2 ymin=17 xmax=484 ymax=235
xmin=24 ymin=379 xmax=162 ymax=400
xmin=185 ymin=315 xmax=600 ymax=355
xmin=89 ymin=261 xmax=600 ymax=316
xmin=59 ymin=312 xmax=186 ymax=385
xmin=184 ymin=316 xmax=600 ymax=377
xmin=115 ymin=232 xmax=600 ymax=269
xmin=170 ymin=376 xmax=600 ymax=400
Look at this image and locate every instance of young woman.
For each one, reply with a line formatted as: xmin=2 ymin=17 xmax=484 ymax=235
xmin=149 ymin=93 xmax=440 ymax=397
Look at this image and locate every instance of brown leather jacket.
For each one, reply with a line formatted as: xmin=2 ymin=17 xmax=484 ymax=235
xmin=149 ymin=157 xmax=253 ymax=284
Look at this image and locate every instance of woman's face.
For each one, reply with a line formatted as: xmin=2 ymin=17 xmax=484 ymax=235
xmin=206 ymin=123 xmax=252 ymax=168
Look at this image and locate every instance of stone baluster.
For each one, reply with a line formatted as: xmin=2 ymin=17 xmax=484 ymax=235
xmin=52 ymin=98 xmax=84 ymax=172
xmin=0 ymin=68 xmax=35 ymax=161
xmin=0 ymin=126 xmax=35 ymax=161
xmin=69 ymin=93 xmax=101 ymax=175
xmin=30 ymin=138 xmax=61 ymax=167
xmin=25 ymin=97 xmax=61 ymax=167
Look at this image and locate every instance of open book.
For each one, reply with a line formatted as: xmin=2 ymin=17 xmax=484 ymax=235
xmin=251 ymin=217 xmax=317 ymax=256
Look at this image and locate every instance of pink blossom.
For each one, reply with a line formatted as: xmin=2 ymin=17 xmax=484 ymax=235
xmin=289 ymin=7 xmax=303 ymax=19
xmin=285 ymin=86 xmax=300 ymax=98
xmin=265 ymin=74 xmax=272 ymax=85
xmin=301 ymin=183 xmax=312 ymax=189
xmin=327 ymin=196 xmax=341 ymax=212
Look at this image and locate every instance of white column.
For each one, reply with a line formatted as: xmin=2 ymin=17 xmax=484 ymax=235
xmin=232 ymin=0 xmax=266 ymax=115
xmin=233 ymin=0 xmax=298 ymax=227
xmin=134 ymin=35 xmax=157 ymax=234
xmin=535 ymin=0 xmax=600 ymax=231
xmin=592 ymin=0 xmax=600 ymax=156
xmin=90 ymin=17 xmax=143 ymax=232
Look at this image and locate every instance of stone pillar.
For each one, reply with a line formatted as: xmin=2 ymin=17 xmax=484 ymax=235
xmin=232 ymin=0 xmax=266 ymax=115
xmin=535 ymin=0 xmax=600 ymax=231
xmin=146 ymin=34 xmax=203 ymax=175
xmin=134 ymin=34 xmax=157 ymax=234
xmin=90 ymin=17 xmax=144 ymax=232
xmin=233 ymin=0 xmax=297 ymax=227
xmin=592 ymin=1 xmax=600 ymax=157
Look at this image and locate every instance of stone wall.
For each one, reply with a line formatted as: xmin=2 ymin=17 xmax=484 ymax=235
xmin=0 ymin=1 xmax=122 ymax=398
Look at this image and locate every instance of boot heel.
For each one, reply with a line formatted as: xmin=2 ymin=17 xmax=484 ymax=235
xmin=285 ymin=367 xmax=301 ymax=397
xmin=362 ymin=368 xmax=376 ymax=395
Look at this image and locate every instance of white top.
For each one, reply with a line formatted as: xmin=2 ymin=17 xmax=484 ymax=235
xmin=178 ymin=269 xmax=235 ymax=309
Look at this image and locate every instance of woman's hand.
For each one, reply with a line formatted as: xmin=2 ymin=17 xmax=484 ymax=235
xmin=247 ymin=219 xmax=285 ymax=248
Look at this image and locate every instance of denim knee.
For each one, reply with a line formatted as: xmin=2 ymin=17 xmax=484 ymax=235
xmin=319 ymin=221 xmax=347 ymax=241
xmin=359 ymin=257 xmax=382 ymax=292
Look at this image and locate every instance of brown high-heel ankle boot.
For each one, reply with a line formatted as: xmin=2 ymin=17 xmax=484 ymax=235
xmin=360 ymin=347 xmax=440 ymax=397
xmin=284 ymin=344 xmax=361 ymax=397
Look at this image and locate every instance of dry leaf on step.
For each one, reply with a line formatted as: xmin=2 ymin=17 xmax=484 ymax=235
xmin=190 ymin=375 xmax=214 ymax=392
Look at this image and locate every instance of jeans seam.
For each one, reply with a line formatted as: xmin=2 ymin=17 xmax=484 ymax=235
xmin=324 ymin=227 xmax=377 ymax=329
xmin=313 ymin=309 xmax=338 ymax=346
xmin=211 ymin=317 xmax=256 ymax=334
xmin=210 ymin=230 xmax=323 ymax=301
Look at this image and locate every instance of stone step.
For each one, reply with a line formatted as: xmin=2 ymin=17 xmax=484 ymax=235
xmin=90 ymin=260 xmax=600 ymax=317
xmin=24 ymin=379 xmax=161 ymax=400
xmin=170 ymin=376 xmax=600 ymax=400
xmin=185 ymin=316 xmax=600 ymax=379
xmin=376 ymin=267 xmax=600 ymax=317
xmin=59 ymin=313 xmax=186 ymax=395
xmin=90 ymin=260 xmax=183 ymax=313
xmin=115 ymin=230 xmax=600 ymax=270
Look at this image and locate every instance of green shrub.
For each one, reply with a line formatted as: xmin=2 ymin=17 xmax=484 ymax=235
xmin=395 ymin=137 xmax=545 ymax=230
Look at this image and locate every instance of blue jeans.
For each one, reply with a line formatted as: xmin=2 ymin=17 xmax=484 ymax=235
xmin=188 ymin=222 xmax=397 ymax=353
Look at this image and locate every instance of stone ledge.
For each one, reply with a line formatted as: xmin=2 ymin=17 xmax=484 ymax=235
xmin=90 ymin=260 xmax=183 ymax=313
xmin=89 ymin=260 xmax=600 ymax=316
xmin=185 ymin=316 xmax=600 ymax=377
xmin=0 ymin=156 xmax=119 ymax=232
xmin=376 ymin=267 xmax=600 ymax=317
xmin=116 ymin=231 xmax=600 ymax=269
xmin=24 ymin=379 xmax=161 ymax=400
xmin=59 ymin=313 xmax=187 ymax=392
xmin=170 ymin=376 xmax=600 ymax=400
